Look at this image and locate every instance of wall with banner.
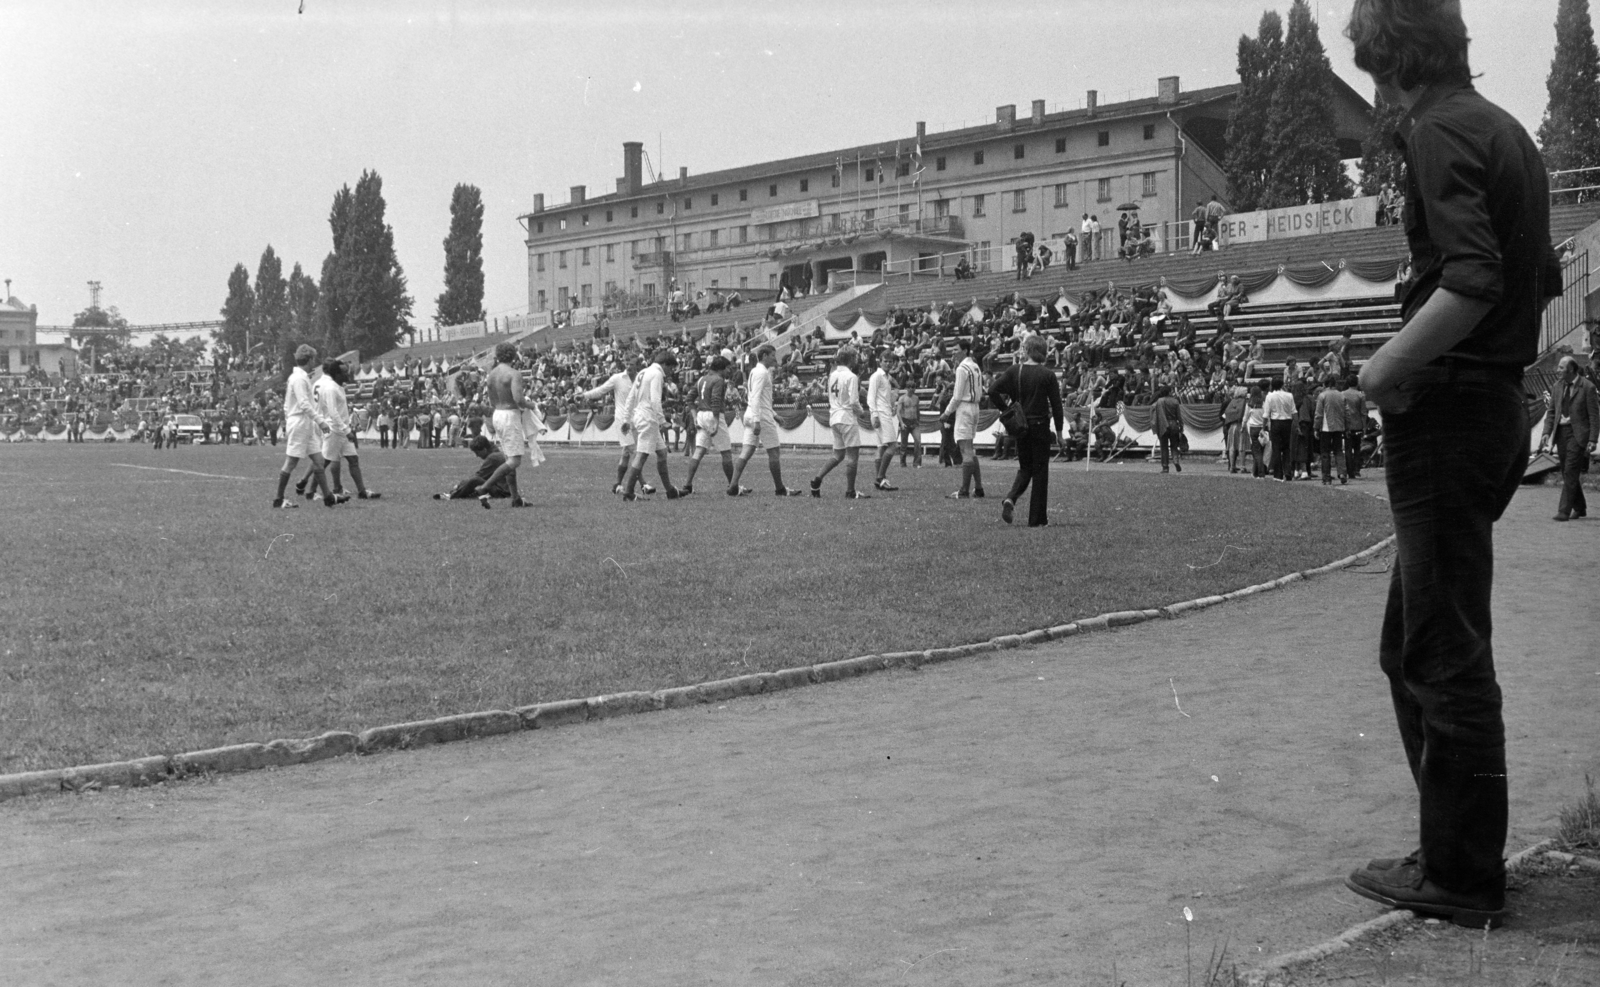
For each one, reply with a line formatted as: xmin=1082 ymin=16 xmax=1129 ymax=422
xmin=1218 ymin=196 xmax=1382 ymax=247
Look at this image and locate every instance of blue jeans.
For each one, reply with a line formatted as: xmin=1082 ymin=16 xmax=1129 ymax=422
xmin=1378 ymin=367 xmax=1527 ymax=897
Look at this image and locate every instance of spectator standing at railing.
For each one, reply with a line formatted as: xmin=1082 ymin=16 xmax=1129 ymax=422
xmin=1205 ymin=196 xmax=1227 ymax=248
xmin=1190 ymin=200 xmax=1208 ymax=254
xmin=1080 ymin=214 xmax=1094 ymax=262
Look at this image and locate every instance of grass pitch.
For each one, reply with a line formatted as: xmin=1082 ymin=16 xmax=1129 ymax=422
xmin=1 ymin=442 xmax=1392 ymax=772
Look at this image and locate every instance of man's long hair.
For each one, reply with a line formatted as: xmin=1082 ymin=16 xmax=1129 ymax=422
xmin=1345 ymin=0 xmax=1471 ymax=91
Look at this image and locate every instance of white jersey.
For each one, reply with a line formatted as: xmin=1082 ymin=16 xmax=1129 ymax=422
xmin=952 ymin=357 xmax=982 ymax=408
xmin=583 ymin=371 xmax=634 ymax=422
xmin=744 ymin=362 xmax=775 ymax=421
xmin=827 ymin=366 xmax=860 ymax=427
xmin=630 ymin=363 xmax=667 ymax=429
xmin=867 ymin=368 xmax=895 ymax=422
xmin=283 ymin=367 xmax=329 ymax=430
xmin=313 ymin=376 xmax=351 ymax=434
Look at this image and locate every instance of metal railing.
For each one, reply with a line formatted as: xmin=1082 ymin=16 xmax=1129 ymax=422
xmin=1541 ymin=249 xmax=1590 ymax=355
xmin=1549 ymin=165 xmax=1600 ymax=203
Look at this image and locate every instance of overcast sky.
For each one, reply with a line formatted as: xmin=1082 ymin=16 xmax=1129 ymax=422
xmin=0 ymin=0 xmax=1563 ymax=328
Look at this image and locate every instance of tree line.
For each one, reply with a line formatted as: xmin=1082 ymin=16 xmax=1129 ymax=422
xmin=215 ymin=173 xmax=486 ymax=371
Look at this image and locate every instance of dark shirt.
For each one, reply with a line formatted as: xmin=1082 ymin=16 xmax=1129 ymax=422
xmin=987 ymin=363 xmax=1063 ymax=432
xmin=1396 ymin=83 xmax=1563 ymax=368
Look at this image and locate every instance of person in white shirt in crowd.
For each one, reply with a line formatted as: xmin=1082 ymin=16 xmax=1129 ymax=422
xmin=809 ymin=347 xmax=872 ymax=499
xmin=620 ymin=349 xmax=682 ymax=501
xmin=1262 ymin=375 xmax=1297 ymax=481
xmin=866 ymin=351 xmax=900 ymax=492
xmin=942 ymin=337 xmax=987 ymax=499
xmin=271 ymin=344 xmax=336 ymax=509
xmin=726 ymin=344 xmax=805 ymax=497
xmin=581 ymin=356 xmax=649 ymax=494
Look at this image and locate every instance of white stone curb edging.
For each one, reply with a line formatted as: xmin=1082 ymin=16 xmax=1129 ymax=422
xmin=1239 ymin=839 xmax=1593 ymax=986
xmin=0 ymin=535 xmax=1397 ymax=804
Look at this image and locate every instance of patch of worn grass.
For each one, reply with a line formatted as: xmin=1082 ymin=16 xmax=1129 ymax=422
xmin=1558 ymin=773 xmax=1600 ymax=852
xmin=0 ymin=444 xmax=1392 ymax=771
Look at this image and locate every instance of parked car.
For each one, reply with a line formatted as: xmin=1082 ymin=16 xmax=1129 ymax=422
xmin=171 ymin=414 xmax=204 ymax=443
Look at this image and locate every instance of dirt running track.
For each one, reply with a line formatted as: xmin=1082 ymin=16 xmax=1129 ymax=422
xmin=3 ymin=485 xmax=1596 ymax=987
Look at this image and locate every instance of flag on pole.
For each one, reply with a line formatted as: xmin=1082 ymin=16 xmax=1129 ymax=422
xmin=913 ymin=138 xmax=924 ymax=187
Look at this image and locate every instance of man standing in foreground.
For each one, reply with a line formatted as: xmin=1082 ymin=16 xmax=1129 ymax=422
xmin=726 ymin=345 xmax=804 ymax=497
xmin=476 ymin=341 xmax=542 ymax=508
xmin=1341 ymin=0 xmax=1564 ymax=929
xmin=271 ymin=344 xmax=336 ymax=509
xmin=1539 ymin=354 xmax=1598 ymax=520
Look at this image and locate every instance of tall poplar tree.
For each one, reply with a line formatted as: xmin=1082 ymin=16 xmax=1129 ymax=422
xmin=1357 ymin=92 xmax=1408 ymax=195
xmin=1223 ymin=11 xmax=1283 ymax=213
xmin=435 ymin=183 xmax=486 ymax=327
xmin=1263 ymin=0 xmax=1352 ymax=207
xmin=340 ymin=170 xmax=413 ymax=357
xmin=251 ymin=245 xmax=289 ymax=360
xmin=314 ymin=186 xmax=354 ymax=358
xmin=218 ymin=263 xmax=253 ymax=355
xmin=1540 ymin=0 xmax=1600 ymax=201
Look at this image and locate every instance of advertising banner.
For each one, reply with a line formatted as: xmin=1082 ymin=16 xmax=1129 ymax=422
xmin=1218 ymin=195 xmax=1381 ymax=246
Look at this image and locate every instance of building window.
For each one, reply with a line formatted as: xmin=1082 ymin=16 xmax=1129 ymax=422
xmin=864 ymin=208 xmax=875 ymax=222
xmin=558 ymin=251 xmax=569 ymax=269
xmin=769 ymin=273 xmax=778 ymax=288
xmin=1097 ymin=178 xmax=1113 ymax=202
xmin=644 ymin=283 xmax=656 ymax=298
xmin=630 ymin=206 xmax=638 ymax=218
xmin=580 ymin=284 xmax=592 ymax=306
xmin=1055 ymin=137 xmax=1066 ymax=153
xmin=604 ymin=280 xmax=616 ymax=295
xmin=581 ymin=214 xmax=589 ymax=226
xmin=831 ymin=172 xmax=840 ymax=188
xmin=656 ymin=202 xmax=664 ymax=214
xmin=1142 ymin=172 xmax=1158 ymax=197
xmin=605 ymin=243 xmax=615 ymax=262
xmin=768 ymin=183 xmax=778 ymax=197
xmin=1054 ymin=183 xmax=1070 ymax=208
xmin=973 ymin=150 xmax=985 ymax=166
xmin=1013 ymin=190 xmax=1027 ymax=213
xmin=863 ymin=166 xmax=874 ymax=182
xmin=899 ymin=203 xmax=910 ymax=222
xmin=536 ymin=290 xmax=546 ymax=311
xmin=896 ymin=162 xmax=909 ymax=177
xmin=739 ymin=225 xmax=749 ymax=243
xmin=933 ymin=199 xmax=950 ymax=218
xmin=1143 ymin=123 xmax=1156 ymax=140
xmin=683 ymin=198 xmax=692 ymax=210
xmin=581 ymin=247 xmax=591 ymax=266
xmin=739 ymin=276 xmax=748 ymax=289
xmin=1013 ymin=144 xmax=1025 ymax=160
xmin=972 ymin=194 xmax=986 ymax=218
xmin=764 ymin=225 xmax=775 ymax=241
xmin=680 ymin=233 xmax=693 ymax=252
xmin=559 ymin=218 xmax=568 ymax=230
xmin=557 ymin=286 xmax=569 ymax=308
xmin=936 ymin=156 xmax=947 ymax=171
xmin=630 ymin=240 xmax=639 ymax=256
xmin=1097 ymin=131 xmax=1110 ymax=147
xmin=740 ymin=188 xmax=748 ymax=202
xmin=711 ymin=193 xmax=719 ymax=206
xmin=535 ymin=221 xmax=544 ymax=234
xmin=605 ymin=210 xmax=613 ymax=222
xmin=977 ymin=241 xmax=992 ymax=273
xmin=535 ymin=253 xmax=546 ymax=272
xmin=709 ymin=228 xmax=719 ymax=247
xmin=800 ymin=178 xmax=809 ymax=192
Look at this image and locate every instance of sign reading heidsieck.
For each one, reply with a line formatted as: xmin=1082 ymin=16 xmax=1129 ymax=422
xmin=1217 ymin=195 xmax=1381 ymax=246
xmin=749 ymin=199 xmax=820 ymax=226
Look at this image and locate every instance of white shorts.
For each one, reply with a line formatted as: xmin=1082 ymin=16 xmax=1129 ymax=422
xmin=321 ymin=431 xmax=357 ymax=461
xmin=830 ymin=421 xmax=861 ymax=451
xmin=695 ymin=410 xmax=732 ymax=453
xmin=873 ymin=412 xmax=897 ymax=449
xmin=742 ymin=414 xmax=781 ymax=450
xmin=284 ymin=419 xmax=319 ymax=459
xmin=633 ymin=419 xmax=668 ymax=456
xmin=953 ymin=405 xmax=979 ymax=442
xmin=492 ymin=409 xmax=529 ymax=458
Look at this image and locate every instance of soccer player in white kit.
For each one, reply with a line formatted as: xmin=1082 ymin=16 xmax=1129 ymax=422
xmin=620 ymin=349 xmax=682 ymax=501
xmin=297 ymin=357 xmax=379 ymax=502
xmin=809 ymin=346 xmax=871 ymax=499
xmin=726 ymin=344 xmax=804 ymax=497
xmin=581 ymin=356 xmax=644 ymax=494
xmin=866 ymin=351 xmax=900 ymax=492
xmin=942 ymin=336 xmax=987 ymax=499
xmin=271 ymin=344 xmax=336 ymax=509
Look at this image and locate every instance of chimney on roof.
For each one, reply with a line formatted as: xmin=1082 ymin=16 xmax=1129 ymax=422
xmin=532 ymin=193 xmax=545 ymax=214
xmin=679 ymin=166 xmax=688 ymax=183
xmin=1086 ymin=90 xmax=1098 ymax=118
xmin=916 ymin=121 xmax=926 ymax=139
xmin=570 ymin=185 xmax=586 ymax=205
xmin=1031 ymin=99 xmax=1046 ymax=126
xmin=1158 ymin=76 xmax=1180 ymax=104
xmin=996 ymin=104 xmax=1016 ymax=131
xmin=623 ymin=141 xmax=643 ymax=195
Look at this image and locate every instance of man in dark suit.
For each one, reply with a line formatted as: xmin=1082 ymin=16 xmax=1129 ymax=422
xmin=1540 ymin=355 xmax=1599 ymax=521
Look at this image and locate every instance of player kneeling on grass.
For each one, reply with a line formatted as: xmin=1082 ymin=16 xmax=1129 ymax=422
xmin=620 ymin=349 xmax=682 ymax=501
xmin=476 ymin=341 xmax=544 ymax=509
xmin=680 ymin=355 xmax=737 ymax=496
xmin=727 ymin=344 xmax=804 ymax=497
xmin=867 ymin=350 xmax=899 ymax=492
xmin=273 ymin=344 xmax=336 ymax=509
xmin=810 ymin=346 xmax=872 ymax=500
xmin=296 ymin=357 xmax=379 ymax=502
xmin=433 ymin=435 xmax=512 ymax=501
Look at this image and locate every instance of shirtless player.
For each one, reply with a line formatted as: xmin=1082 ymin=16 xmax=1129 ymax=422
xmin=476 ymin=341 xmax=541 ymax=508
